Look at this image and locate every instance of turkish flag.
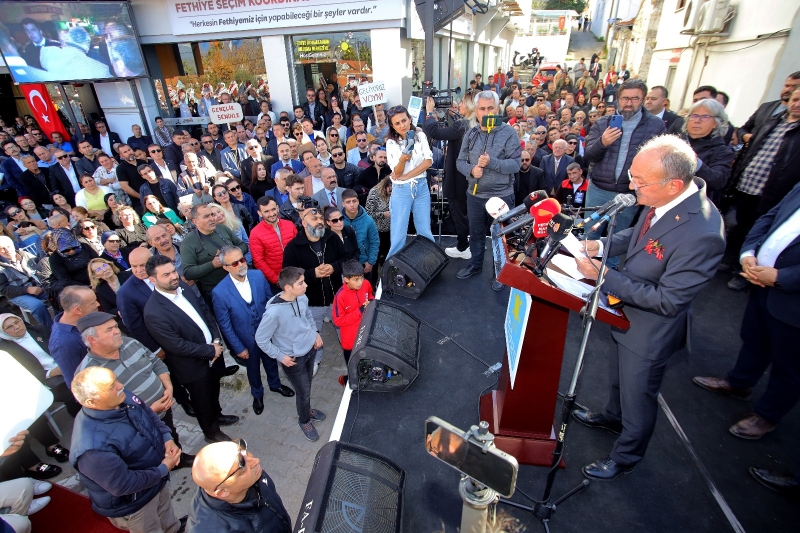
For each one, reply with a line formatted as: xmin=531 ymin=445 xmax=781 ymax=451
xmin=20 ymin=84 xmax=71 ymax=141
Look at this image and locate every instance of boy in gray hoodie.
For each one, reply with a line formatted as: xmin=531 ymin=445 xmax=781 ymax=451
xmin=456 ymin=90 xmax=522 ymax=285
xmin=255 ymin=266 xmax=326 ymax=441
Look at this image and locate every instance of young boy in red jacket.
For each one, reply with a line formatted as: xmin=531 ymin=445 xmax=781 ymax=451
xmin=332 ymin=259 xmax=374 ymax=386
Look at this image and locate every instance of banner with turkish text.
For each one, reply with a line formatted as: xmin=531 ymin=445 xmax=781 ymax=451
xmin=20 ymin=84 xmax=71 ymax=141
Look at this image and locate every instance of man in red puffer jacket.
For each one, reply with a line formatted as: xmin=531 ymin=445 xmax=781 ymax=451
xmin=250 ymin=196 xmax=297 ymax=293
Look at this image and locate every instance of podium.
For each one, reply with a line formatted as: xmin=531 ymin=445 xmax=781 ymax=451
xmin=479 ymin=229 xmax=630 ymax=467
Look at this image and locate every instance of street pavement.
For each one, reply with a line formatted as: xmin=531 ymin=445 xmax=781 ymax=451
xmin=41 ymin=321 xmax=348 ymax=524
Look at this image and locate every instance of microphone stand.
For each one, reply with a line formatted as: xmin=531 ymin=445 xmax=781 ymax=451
xmin=500 ymin=212 xmax=620 ymax=532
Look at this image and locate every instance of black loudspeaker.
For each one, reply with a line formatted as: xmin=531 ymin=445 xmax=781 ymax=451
xmin=294 ymin=441 xmax=405 ymax=533
xmin=347 ymin=301 xmax=421 ymax=393
xmin=381 ymin=236 xmax=448 ymax=299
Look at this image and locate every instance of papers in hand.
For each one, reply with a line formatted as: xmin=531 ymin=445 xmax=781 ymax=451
xmin=544 ymin=269 xmax=622 ymax=316
xmin=549 ymin=254 xmax=585 ymax=280
xmin=560 ymin=232 xmax=587 ymax=259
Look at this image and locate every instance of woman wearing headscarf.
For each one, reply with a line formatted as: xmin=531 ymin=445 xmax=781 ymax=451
xmin=47 ymin=228 xmax=98 ymax=290
xmin=0 ymin=314 xmax=78 ymax=480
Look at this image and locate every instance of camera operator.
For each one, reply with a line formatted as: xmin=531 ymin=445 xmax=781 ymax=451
xmin=422 ymin=94 xmax=476 ymax=260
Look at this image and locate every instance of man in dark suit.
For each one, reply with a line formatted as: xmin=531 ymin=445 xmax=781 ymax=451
xmin=302 ymin=87 xmax=325 ymax=131
xmin=737 ymin=72 xmax=800 ymax=145
xmin=514 ymin=150 xmax=545 ymax=205
xmin=212 ymin=246 xmax=293 ymax=416
xmin=163 ymin=130 xmax=186 ymax=170
xmin=266 ymin=124 xmax=290 ymax=161
xmin=573 ymin=135 xmax=725 ymax=480
xmin=49 ymin=149 xmax=81 ymax=202
xmin=240 ymin=139 xmax=275 ymax=190
xmin=91 ymin=121 xmax=122 ymax=156
xmin=693 ymin=182 xmax=800 ymax=440
xmin=18 ymin=155 xmax=54 ymax=206
xmin=645 ymin=86 xmax=684 ymax=134
xmin=144 ymin=255 xmax=239 ymax=443
xmin=538 ymin=139 xmax=574 ymax=195
xmin=312 ymin=168 xmax=345 ymax=208
xmin=19 ymin=18 xmax=60 ymax=70
xmin=74 ymin=139 xmax=102 ymax=177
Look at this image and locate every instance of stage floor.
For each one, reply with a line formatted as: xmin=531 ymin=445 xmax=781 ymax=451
xmin=338 ymin=237 xmax=800 ymax=533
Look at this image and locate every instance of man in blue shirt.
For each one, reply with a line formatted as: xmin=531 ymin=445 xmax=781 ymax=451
xmin=49 ymin=286 xmax=99 ymax=388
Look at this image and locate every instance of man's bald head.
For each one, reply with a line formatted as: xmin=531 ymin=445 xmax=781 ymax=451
xmin=193 ymin=442 xmax=238 ymax=493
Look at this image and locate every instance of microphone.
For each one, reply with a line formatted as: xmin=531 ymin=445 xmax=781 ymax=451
xmin=589 ymin=194 xmax=637 ymax=232
xmin=402 ymin=130 xmax=416 ymax=155
xmin=492 ymin=190 xmax=549 ymax=224
xmin=576 ymin=193 xmax=636 ymax=227
xmin=485 ymin=197 xmax=510 ymax=219
xmin=536 ymin=213 xmax=574 ymax=269
xmin=499 ymin=198 xmax=560 ymax=237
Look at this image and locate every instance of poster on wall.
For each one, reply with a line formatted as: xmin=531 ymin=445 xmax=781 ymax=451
xmin=291 ymin=31 xmax=373 ymax=92
xmin=166 ymin=0 xmax=403 ymax=36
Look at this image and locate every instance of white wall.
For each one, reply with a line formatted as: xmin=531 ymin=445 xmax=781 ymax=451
xmin=370 ymin=28 xmax=405 ymax=108
xmin=93 ymin=81 xmax=144 ymax=139
xmin=513 ymin=35 xmax=571 ymax=64
xmin=590 ymin=0 xmax=639 ymax=41
xmin=261 ymin=36 xmax=294 ymax=117
xmin=648 ymin=0 xmax=800 ymax=125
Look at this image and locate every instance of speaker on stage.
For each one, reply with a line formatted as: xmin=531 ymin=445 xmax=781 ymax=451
xmin=294 ymin=441 xmax=405 ymax=533
xmin=382 ymin=236 xmax=448 ymax=299
xmin=348 ymin=300 xmax=421 ymax=393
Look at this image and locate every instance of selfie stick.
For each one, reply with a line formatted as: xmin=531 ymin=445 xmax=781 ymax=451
xmin=458 ymin=422 xmax=500 ymax=533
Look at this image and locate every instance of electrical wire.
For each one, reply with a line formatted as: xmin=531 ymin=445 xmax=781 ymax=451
xmin=707 ymin=28 xmax=790 ymax=53
xmin=417 ymin=317 xmax=493 ymax=369
xmin=346 ymin=376 xmax=367 ymax=443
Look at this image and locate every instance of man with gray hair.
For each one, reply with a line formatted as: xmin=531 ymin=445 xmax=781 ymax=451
xmin=455 ymin=90 xmax=522 ymax=290
xmin=76 ymin=311 xmax=195 ymax=470
xmin=583 ymin=79 xmax=666 ymax=267
xmin=572 ymin=135 xmax=725 ymax=480
xmin=0 ymin=235 xmax=52 ymax=327
xmin=69 ymin=366 xmax=184 ymax=532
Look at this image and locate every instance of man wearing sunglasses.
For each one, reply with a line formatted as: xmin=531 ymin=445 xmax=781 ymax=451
xmin=188 ymin=440 xmax=291 ymax=532
xmin=212 ymin=246 xmax=294 ymax=417
xmin=69 ymin=366 xmax=185 ymax=533
xmin=240 ymin=139 xmax=274 ymax=191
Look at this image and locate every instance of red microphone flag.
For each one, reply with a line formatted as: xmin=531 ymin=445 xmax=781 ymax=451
xmin=531 ymin=198 xmax=561 ymax=239
xmin=20 ymin=84 xmax=71 ymax=141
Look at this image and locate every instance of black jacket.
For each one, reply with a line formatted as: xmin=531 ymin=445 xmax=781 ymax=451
xmin=424 ymin=115 xmax=470 ymax=202
xmin=282 ymin=228 xmax=345 ymax=307
xmin=332 ymin=162 xmax=362 ymax=189
xmin=662 ymin=110 xmax=685 ymax=134
xmin=186 ymin=471 xmax=291 ymax=533
xmin=0 ymin=324 xmax=51 ymax=384
xmin=684 ymin=134 xmax=735 ymax=192
xmin=18 ymin=168 xmax=54 ymax=206
xmin=240 ymin=153 xmax=275 ymax=190
xmin=737 ymin=99 xmax=784 ymax=140
xmin=732 ymin=112 xmax=800 ymax=216
xmin=48 ymin=164 xmax=79 ymax=206
xmin=91 ymin=132 xmax=123 ymax=153
xmin=96 ymin=270 xmax=132 ymax=318
xmin=164 ymin=142 xmax=184 ymax=170
xmin=144 ymin=281 xmax=223 ymax=384
xmin=75 ymin=156 xmax=101 ymax=177
xmin=302 ymin=101 xmax=326 ymax=131
xmin=48 ymin=246 xmax=99 ymax=290
xmin=514 ymin=166 xmax=545 ymax=205
xmin=584 ymin=112 xmax=666 ymax=193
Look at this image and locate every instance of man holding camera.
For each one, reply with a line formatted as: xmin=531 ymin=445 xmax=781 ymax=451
xmin=455 ymin=91 xmax=522 ymax=290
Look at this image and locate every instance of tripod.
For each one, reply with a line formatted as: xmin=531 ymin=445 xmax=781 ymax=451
xmin=499 ymin=212 xmax=621 ymax=532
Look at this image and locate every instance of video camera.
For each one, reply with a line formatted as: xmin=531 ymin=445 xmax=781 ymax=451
xmin=421 ymin=81 xmax=462 ymax=109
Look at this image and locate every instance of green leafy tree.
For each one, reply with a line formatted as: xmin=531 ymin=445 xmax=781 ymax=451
xmin=545 ymin=0 xmax=587 ymax=12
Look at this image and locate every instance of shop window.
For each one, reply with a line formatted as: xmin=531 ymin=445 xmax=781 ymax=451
xmin=291 ymin=31 xmax=371 ymax=99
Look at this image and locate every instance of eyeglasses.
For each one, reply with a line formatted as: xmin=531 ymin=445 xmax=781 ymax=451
xmin=225 ymin=257 xmax=247 ymax=267
xmin=106 ymin=238 xmax=120 ymax=243
xmin=150 ymin=149 xmax=162 ymax=153
xmin=328 ymin=216 xmax=344 ymax=224
xmin=688 ymin=114 xmax=714 ymax=122
xmin=82 ymin=224 xmax=96 ymax=230
xmin=330 ymin=133 xmax=339 ymax=137
xmin=302 ymin=208 xmax=322 ymax=217
xmin=202 ymin=140 xmax=214 ymax=144
xmin=386 ymin=106 xmax=405 ymax=117
xmin=247 ymin=145 xmax=258 ymax=150
xmin=567 ymin=141 xmax=578 ymax=145
xmin=214 ymin=439 xmax=247 ymax=491
xmin=618 ymin=96 xmax=642 ymax=104
xmin=628 ymin=169 xmax=671 ymax=190
xmin=93 ymin=263 xmax=110 ymax=273
xmin=521 ymin=158 xmax=531 ymax=162
xmin=228 ymin=185 xmax=241 ymax=192
xmin=57 ymin=154 xmax=70 ymax=159
xmin=8 ymin=209 xmax=21 ymax=216
xmin=215 ymin=190 xmax=228 ymax=197
xmin=331 ymin=152 xmax=344 ymax=157
xmin=357 ymin=138 xmax=367 ymax=142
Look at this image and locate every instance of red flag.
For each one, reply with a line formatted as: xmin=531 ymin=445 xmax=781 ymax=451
xmin=20 ymin=84 xmax=71 ymax=141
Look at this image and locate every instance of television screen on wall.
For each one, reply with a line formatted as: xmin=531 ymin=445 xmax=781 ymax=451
xmin=0 ymin=2 xmax=147 ymax=84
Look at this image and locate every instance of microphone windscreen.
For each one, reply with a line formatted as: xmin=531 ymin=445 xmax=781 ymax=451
xmin=485 ymin=197 xmax=509 ymax=218
xmin=546 ymin=213 xmax=574 ymax=239
xmin=531 ymin=198 xmax=561 ymax=238
xmin=522 ymin=190 xmax=549 ymax=209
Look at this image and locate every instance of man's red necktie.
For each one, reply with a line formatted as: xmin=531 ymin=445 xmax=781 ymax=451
xmin=637 ymin=207 xmax=656 ymax=244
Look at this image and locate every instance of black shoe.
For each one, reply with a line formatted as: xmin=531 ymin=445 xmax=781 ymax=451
xmin=180 ymin=403 xmax=196 ymax=418
xmin=749 ymin=467 xmax=800 ymax=493
xmin=223 ymin=365 xmax=240 ymax=376
xmin=583 ymin=457 xmax=636 ymax=480
xmin=727 ymin=275 xmax=748 ymax=291
xmin=204 ymin=431 xmax=232 ymax=443
xmin=253 ymin=396 xmax=264 ymax=415
xmin=45 ymin=444 xmax=69 ymax=463
xmin=178 ymin=516 xmax=188 ymax=533
xmin=491 ymin=278 xmax=504 ymax=291
xmin=572 ymin=409 xmax=623 ymax=434
xmin=457 ymin=265 xmax=482 ymax=279
xmin=174 ymin=453 xmax=195 ymax=470
xmin=28 ymin=463 xmax=62 ymax=480
xmin=269 ymin=385 xmax=295 ymax=397
xmin=217 ymin=414 xmax=240 ymax=426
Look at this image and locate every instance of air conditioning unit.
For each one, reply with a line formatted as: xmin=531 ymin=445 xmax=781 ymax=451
xmin=698 ymin=0 xmax=730 ymax=33
xmin=682 ymin=0 xmax=708 ymax=33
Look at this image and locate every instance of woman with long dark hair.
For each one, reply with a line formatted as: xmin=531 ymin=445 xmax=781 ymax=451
xmin=384 ymin=105 xmax=434 ymax=257
xmin=249 ymin=160 xmax=273 ymax=201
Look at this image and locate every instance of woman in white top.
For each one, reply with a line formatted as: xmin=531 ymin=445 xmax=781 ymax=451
xmin=315 ymin=138 xmax=332 ymax=167
xmin=92 ymin=153 xmax=130 ymax=206
xmin=384 ymin=105 xmax=434 ymax=257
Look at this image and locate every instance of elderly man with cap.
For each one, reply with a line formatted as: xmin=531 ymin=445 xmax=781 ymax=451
xmin=69 ymin=366 xmax=185 ymax=533
xmin=76 ymin=311 xmax=195 ymax=471
xmin=186 ymin=440 xmax=291 ymax=533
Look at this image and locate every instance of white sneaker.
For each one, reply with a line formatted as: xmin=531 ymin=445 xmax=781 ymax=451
xmin=445 ymin=246 xmax=472 ymax=260
xmin=313 ymin=362 xmax=320 ymax=376
xmin=32 ymin=480 xmax=52 ymax=496
xmin=27 ymin=496 xmax=50 ymax=515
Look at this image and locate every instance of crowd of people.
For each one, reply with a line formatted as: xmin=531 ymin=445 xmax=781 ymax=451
xmin=0 ymin=62 xmax=798 ymax=533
